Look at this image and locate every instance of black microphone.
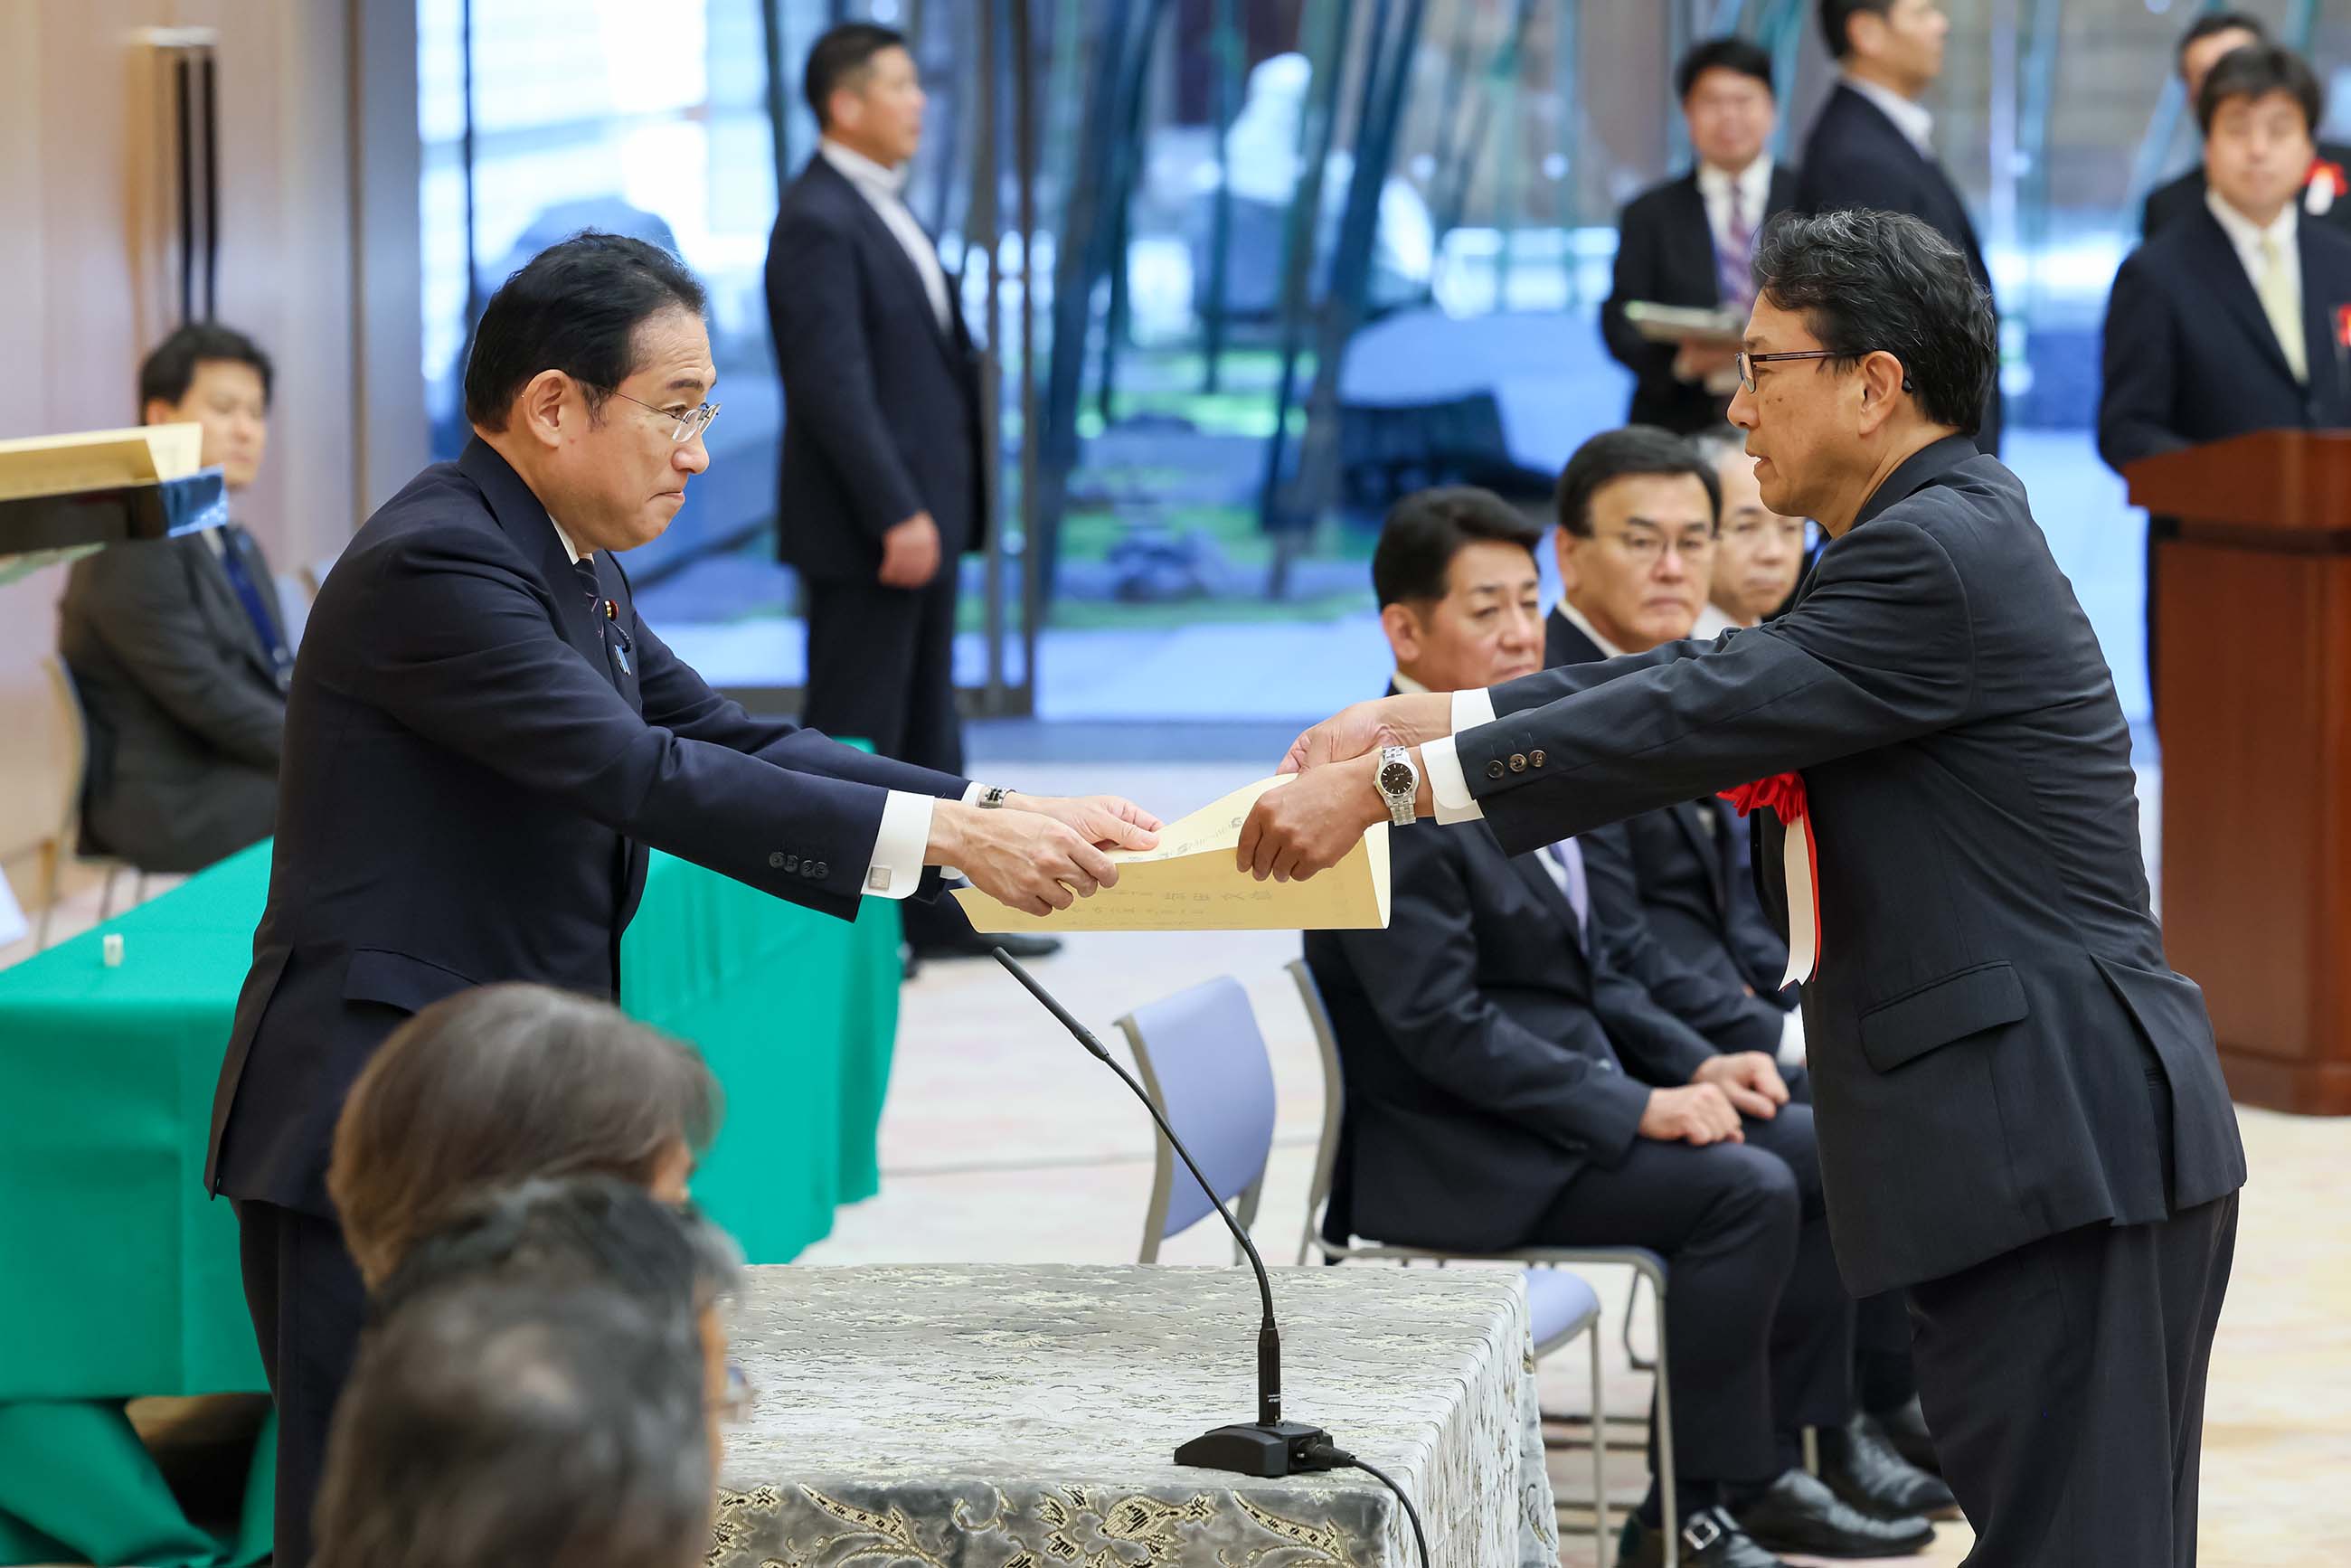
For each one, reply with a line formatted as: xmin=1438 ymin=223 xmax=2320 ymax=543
xmin=993 ymin=947 xmax=1332 ymax=1478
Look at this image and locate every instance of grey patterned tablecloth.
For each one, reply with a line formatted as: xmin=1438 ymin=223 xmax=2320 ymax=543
xmin=711 ymin=1264 xmax=1557 ymax=1568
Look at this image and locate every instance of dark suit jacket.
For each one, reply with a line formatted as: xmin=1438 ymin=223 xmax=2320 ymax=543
xmin=1795 ymin=84 xmax=2002 ymax=455
xmin=206 ymin=439 xmax=968 ymax=1215
xmin=1545 ymin=610 xmax=1794 ymax=1010
xmin=1453 ymin=437 xmax=2247 ymax=1295
xmin=57 ymin=524 xmax=287 ymax=872
xmin=766 ymin=155 xmax=986 ymax=582
xmin=1303 ymin=806 xmax=1719 ymax=1253
xmin=1600 ymin=163 xmax=1800 ymax=433
xmin=2098 ymin=204 xmax=2351 ymax=475
xmin=2140 ymin=140 xmax=2351 ymax=240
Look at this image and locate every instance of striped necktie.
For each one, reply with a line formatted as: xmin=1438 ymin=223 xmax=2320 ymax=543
xmin=1717 ymin=179 xmax=1755 ymax=311
xmin=572 ymin=555 xmax=602 ymax=610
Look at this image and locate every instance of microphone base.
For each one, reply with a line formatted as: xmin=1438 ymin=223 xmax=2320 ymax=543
xmin=1174 ymin=1420 xmax=1330 ymax=1478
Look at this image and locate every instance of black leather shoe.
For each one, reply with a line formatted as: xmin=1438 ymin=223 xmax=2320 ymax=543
xmin=913 ymin=931 xmax=1062 ymax=961
xmin=1820 ymin=1412 xmax=1959 ymax=1520
xmin=1618 ymin=1507 xmax=1791 ymax=1567
xmin=1733 ymin=1469 xmax=1934 ymax=1559
xmin=1872 ymin=1395 xmax=1943 ymax=1476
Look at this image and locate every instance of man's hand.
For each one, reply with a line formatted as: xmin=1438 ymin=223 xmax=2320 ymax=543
xmin=1278 ymin=692 xmax=1452 ymax=775
xmin=878 ymin=511 xmax=942 ymax=589
xmin=1003 ymin=793 xmax=1163 ymax=853
xmin=1638 ymin=1082 xmax=1745 ymax=1146
xmin=1235 ymin=757 xmax=1387 ymax=883
xmin=1691 ymin=1051 xmax=1790 ymax=1120
xmin=928 ymin=801 xmax=1117 ymax=917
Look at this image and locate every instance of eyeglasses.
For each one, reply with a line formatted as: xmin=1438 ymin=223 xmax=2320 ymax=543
xmin=609 ymin=390 xmax=722 ymax=443
xmin=1735 ymin=349 xmax=1915 ymax=397
xmin=1733 ymin=349 xmax=1844 ymax=394
xmin=1596 ymin=529 xmax=1714 ymax=566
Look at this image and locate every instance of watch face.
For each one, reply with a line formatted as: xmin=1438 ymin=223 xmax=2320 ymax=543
xmin=1379 ymin=761 xmax=1414 ymax=796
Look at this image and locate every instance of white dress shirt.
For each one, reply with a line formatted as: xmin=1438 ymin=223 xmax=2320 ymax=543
xmin=552 ymin=518 xmax=977 ymax=899
xmin=2205 ymin=188 xmax=2305 ymax=379
xmin=820 ymin=137 xmax=953 ymax=332
xmin=1696 ymin=157 xmax=1774 ymax=253
xmin=1691 ymin=603 xmax=1740 ymax=640
xmin=1842 ymin=73 xmax=1934 ymax=156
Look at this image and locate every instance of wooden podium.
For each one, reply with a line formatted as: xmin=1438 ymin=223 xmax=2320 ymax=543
xmin=2128 ymin=429 xmax=2351 ymax=1114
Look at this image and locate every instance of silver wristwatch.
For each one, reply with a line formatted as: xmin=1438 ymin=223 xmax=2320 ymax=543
xmin=976 ymin=785 xmax=1012 ymax=809
xmin=1375 ymin=745 xmax=1419 ymax=827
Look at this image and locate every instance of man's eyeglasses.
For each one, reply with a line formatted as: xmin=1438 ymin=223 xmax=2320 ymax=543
xmin=1597 ymin=529 xmax=1714 ymax=566
xmin=1733 ymin=349 xmax=1844 ymax=394
xmin=609 ymin=390 xmax=721 ymax=443
xmin=1735 ymin=349 xmax=1915 ymax=397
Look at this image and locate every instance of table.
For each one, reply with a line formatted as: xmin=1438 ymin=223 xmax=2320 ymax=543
xmin=0 ymin=840 xmax=902 ymax=1566
xmin=710 ymin=1265 xmax=1558 ymax=1568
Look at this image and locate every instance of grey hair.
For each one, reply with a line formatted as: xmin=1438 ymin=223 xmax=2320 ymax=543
xmin=315 ymin=1280 xmax=713 ymax=1568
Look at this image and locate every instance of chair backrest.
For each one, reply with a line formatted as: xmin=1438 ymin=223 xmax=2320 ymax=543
xmin=1285 ymin=959 xmax=1351 ymax=1264
xmin=1116 ymin=976 xmax=1277 ymax=1264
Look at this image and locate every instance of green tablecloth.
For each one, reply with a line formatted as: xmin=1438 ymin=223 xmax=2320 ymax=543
xmin=0 ymin=839 xmax=900 ymax=1564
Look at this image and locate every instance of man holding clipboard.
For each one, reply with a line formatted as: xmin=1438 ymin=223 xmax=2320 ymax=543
xmin=1600 ymin=37 xmax=1798 ymax=435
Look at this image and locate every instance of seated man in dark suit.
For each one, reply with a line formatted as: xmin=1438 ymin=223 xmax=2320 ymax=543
xmin=1544 ymin=428 xmax=1797 ymax=1053
xmin=2141 ymin=11 xmax=2351 ymax=241
xmin=1305 ymin=487 xmax=1935 ymax=1567
xmin=1600 ymin=38 xmax=1799 ymax=435
xmin=1547 ymin=427 xmax=1954 ymax=1501
xmin=1799 ymin=0 xmax=1999 ymax=454
xmin=55 ymin=324 xmax=291 ymax=873
xmin=1689 ymin=428 xmax=1808 ymax=641
xmin=2101 ymin=44 xmax=2351 ymax=723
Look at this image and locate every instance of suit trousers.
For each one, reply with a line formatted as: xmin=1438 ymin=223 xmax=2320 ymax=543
xmin=1906 ymin=1194 xmax=2236 ymax=1567
xmin=1525 ymin=1104 xmax=1853 ymax=1483
xmin=801 ymin=566 xmax=967 ymax=945
xmin=233 ymin=1200 xmax=368 ymax=1568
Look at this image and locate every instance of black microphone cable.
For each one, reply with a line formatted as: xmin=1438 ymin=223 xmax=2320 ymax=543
xmin=1300 ymin=1440 xmax=1430 ymax=1568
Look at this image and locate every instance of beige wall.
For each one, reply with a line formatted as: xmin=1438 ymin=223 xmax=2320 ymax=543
xmin=0 ymin=0 xmax=388 ymax=910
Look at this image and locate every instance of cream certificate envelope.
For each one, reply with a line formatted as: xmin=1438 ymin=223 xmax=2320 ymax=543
xmin=953 ymin=777 xmax=1392 ymax=932
xmin=0 ymin=423 xmax=205 ymax=502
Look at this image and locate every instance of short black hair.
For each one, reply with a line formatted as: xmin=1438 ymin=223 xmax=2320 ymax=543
xmin=1818 ymin=0 xmax=1895 ymax=61
xmin=462 ymin=231 xmax=706 ymax=430
xmin=1676 ymin=37 xmax=1776 ymax=101
xmin=373 ymin=1176 xmax=741 ymax=1327
xmin=316 ymin=1282 xmax=712 ymax=1568
xmin=1554 ymin=427 xmax=1723 ymax=540
xmin=1371 ymin=486 xmax=1543 ymax=608
xmin=2196 ymin=44 xmax=2322 ymax=139
xmin=1751 ymin=208 xmax=1996 ymax=434
xmin=138 ymin=323 xmax=273 ymax=413
xmin=2179 ymin=11 xmax=2266 ymax=66
xmin=804 ymin=23 xmax=908 ymax=126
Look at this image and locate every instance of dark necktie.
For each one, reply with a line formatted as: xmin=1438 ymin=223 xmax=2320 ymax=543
xmin=212 ymin=525 xmax=293 ymax=689
xmin=571 ymin=555 xmax=632 ymax=679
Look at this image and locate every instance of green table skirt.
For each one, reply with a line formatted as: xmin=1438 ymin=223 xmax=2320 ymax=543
xmin=0 ymin=839 xmax=900 ymax=1563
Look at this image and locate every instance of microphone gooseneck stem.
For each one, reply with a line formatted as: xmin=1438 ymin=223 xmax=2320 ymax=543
xmin=994 ymin=949 xmax=1283 ymax=1426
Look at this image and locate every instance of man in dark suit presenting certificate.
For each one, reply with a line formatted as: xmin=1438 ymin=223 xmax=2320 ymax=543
xmin=206 ymin=232 xmax=1157 ymax=1566
xmin=1240 ymin=210 xmax=2243 ymax=1567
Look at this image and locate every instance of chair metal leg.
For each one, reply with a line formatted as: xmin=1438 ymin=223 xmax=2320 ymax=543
xmin=1589 ymin=1312 xmax=1610 ymax=1566
xmin=97 ymin=865 xmax=120 ymax=922
xmin=1624 ymin=1270 xmax=1655 ymax=1373
xmin=1648 ymin=1260 xmax=1676 ymax=1568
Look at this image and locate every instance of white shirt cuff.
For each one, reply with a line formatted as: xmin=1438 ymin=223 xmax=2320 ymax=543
xmin=1423 ymin=687 xmax=1496 ymax=825
xmin=959 ymin=782 xmax=986 ymax=805
xmin=1452 ymin=686 xmax=1497 ymax=731
xmin=865 ymin=789 xmax=936 ymax=899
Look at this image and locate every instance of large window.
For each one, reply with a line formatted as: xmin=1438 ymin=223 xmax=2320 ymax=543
xmin=421 ymin=0 xmax=2340 ymax=732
